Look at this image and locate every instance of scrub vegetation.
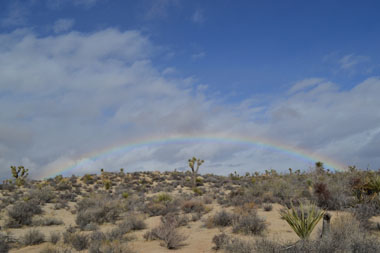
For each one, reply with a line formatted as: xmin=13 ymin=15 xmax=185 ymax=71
xmin=1 ymin=162 xmax=380 ymax=252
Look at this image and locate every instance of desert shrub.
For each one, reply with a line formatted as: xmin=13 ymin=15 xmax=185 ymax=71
xmin=83 ymin=223 xmax=99 ymax=231
xmin=160 ymin=214 xmax=189 ymax=228
xmin=66 ymin=232 xmax=89 ymax=251
xmin=118 ymin=216 xmax=146 ymax=233
xmin=353 ymin=201 xmax=380 ymax=229
xmin=223 ymin=238 xmax=256 ymax=253
xmin=29 ymin=186 xmax=56 ymax=204
xmin=97 ymin=241 xmax=134 ymax=253
xmin=145 ymin=215 xmax=187 ymax=249
xmin=53 ymin=200 xmax=69 ymax=210
xmin=263 ymin=203 xmax=273 ymax=211
xmin=59 ymin=191 xmax=76 ymax=201
xmin=32 ymin=217 xmax=63 ymax=226
xmin=49 ymin=232 xmax=60 ymax=245
xmin=0 ymin=232 xmax=11 ymax=253
xmin=212 ymin=233 xmax=230 ymax=250
xmin=203 ymin=196 xmax=213 ymax=204
xmin=145 ymin=200 xmax=178 ymax=216
xmin=155 ymin=193 xmax=172 ymax=202
xmin=62 ymin=226 xmax=76 ymax=244
xmin=75 ymin=195 xmax=120 ymax=229
xmin=81 ymin=174 xmax=95 ymax=185
xmin=232 ymin=210 xmax=267 ymax=235
xmin=22 ymin=229 xmax=45 ymax=246
xmin=39 ymin=246 xmax=72 ymax=253
xmin=212 ymin=210 xmax=235 ymax=227
xmin=6 ymin=200 xmax=42 ymax=227
xmin=181 ymin=199 xmax=205 ymax=213
xmin=106 ymin=228 xmax=125 ymax=241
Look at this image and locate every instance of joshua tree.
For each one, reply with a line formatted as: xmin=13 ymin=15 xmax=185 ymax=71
xmin=315 ymin=161 xmax=325 ymax=174
xmin=10 ymin=165 xmax=29 ymax=186
xmin=188 ymin=157 xmax=204 ymax=188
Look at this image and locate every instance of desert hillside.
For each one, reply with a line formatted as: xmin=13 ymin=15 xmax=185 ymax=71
xmin=1 ymin=164 xmax=380 ymax=253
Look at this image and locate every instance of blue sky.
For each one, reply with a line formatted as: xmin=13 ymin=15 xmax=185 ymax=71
xmin=1 ymin=0 xmax=380 ymax=179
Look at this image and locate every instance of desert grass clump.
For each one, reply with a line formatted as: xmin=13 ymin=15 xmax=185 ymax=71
xmin=22 ymin=229 xmax=45 ymax=246
xmin=279 ymin=203 xmax=324 ymax=240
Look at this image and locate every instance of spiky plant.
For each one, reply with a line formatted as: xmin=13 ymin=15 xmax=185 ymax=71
xmin=279 ymin=203 xmax=324 ymax=240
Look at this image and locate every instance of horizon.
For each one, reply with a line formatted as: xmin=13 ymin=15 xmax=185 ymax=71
xmin=1 ymin=0 xmax=380 ymax=180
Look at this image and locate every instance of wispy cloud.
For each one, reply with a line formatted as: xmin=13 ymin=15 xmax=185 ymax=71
xmin=191 ymin=51 xmax=205 ymax=60
xmin=191 ymin=9 xmax=205 ymax=24
xmin=46 ymin=0 xmax=101 ymax=9
xmin=1 ymin=1 xmax=29 ymax=27
xmin=287 ymin=78 xmax=324 ymax=95
xmin=53 ymin=18 xmax=75 ymax=33
xmin=145 ymin=0 xmax=180 ymax=20
xmin=339 ymin=54 xmax=369 ymax=70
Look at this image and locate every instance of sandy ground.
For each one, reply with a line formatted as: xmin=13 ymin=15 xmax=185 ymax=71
xmin=5 ymin=201 xmax=363 ymax=253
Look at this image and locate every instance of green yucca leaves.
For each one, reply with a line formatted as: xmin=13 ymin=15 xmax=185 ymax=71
xmin=280 ymin=203 xmax=324 ymax=240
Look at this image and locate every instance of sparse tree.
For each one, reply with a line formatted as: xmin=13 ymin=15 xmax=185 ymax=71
xmin=188 ymin=157 xmax=204 ymax=188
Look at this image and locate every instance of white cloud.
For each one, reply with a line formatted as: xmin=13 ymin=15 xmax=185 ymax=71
xmin=1 ymin=28 xmax=380 ymax=180
xmin=53 ymin=18 xmax=75 ymax=33
xmin=191 ymin=9 xmax=204 ymax=24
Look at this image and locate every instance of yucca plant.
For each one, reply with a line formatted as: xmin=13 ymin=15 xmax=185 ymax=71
xmin=279 ymin=203 xmax=324 ymax=240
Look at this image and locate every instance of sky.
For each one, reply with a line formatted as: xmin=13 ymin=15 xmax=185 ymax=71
xmin=1 ymin=0 xmax=380 ymax=179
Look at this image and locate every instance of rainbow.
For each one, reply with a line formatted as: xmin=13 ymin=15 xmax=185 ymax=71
xmin=41 ymin=134 xmax=347 ymax=179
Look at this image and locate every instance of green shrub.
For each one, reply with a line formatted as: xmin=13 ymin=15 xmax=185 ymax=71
xmin=155 ymin=193 xmax=172 ymax=203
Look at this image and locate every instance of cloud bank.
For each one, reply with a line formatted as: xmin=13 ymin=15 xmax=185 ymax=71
xmin=1 ymin=28 xmax=380 ymax=179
